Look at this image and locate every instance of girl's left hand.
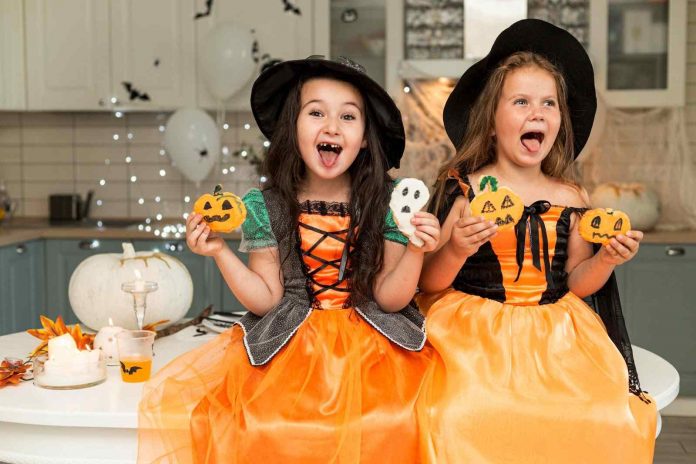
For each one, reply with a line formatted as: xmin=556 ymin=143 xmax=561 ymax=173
xmin=408 ymin=212 xmax=441 ymax=253
xmin=598 ymin=230 xmax=643 ymax=266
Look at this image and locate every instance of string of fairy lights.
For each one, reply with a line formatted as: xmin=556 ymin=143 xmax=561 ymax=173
xmin=92 ymin=108 xmax=268 ymax=239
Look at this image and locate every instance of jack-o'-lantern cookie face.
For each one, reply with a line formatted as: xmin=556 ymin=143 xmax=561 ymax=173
xmin=579 ymin=208 xmax=631 ymax=244
xmin=193 ymin=185 xmax=247 ymax=233
xmin=469 ymin=176 xmax=524 ymax=230
xmin=389 ymin=178 xmax=430 ymax=247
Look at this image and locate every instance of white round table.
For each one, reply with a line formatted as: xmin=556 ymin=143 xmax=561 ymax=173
xmin=0 ymin=330 xmax=680 ymax=464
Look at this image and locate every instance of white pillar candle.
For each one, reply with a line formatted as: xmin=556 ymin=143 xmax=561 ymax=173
xmin=35 ymin=334 xmax=105 ymax=388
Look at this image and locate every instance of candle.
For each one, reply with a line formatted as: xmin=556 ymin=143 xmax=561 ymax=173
xmin=34 ymin=334 xmax=105 ymax=388
xmin=133 ymin=269 xmax=145 ymax=292
xmin=93 ymin=318 xmax=125 ymax=366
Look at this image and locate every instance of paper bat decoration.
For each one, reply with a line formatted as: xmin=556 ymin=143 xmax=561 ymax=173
xmin=121 ymin=82 xmax=150 ymax=101
xmin=281 ymin=0 xmax=301 ymax=15
xmin=194 ymin=0 xmax=214 ymax=19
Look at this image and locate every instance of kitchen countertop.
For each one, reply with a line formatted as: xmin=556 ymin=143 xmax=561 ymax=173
xmin=0 ymin=218 xmax=242 ymax=247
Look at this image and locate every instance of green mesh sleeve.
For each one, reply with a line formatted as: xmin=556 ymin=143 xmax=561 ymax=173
xmin=385 ymin=180 xmax=409 ymax=245
xmin=239 ymin=188 xmax=277 ymax=252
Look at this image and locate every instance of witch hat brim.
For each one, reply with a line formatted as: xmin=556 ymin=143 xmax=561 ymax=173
xmin=443 ymin=19 xmax=596 ymax=158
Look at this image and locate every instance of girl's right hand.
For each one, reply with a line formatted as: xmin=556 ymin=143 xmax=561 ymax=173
xmin=449 ymin=216 xmax=498 ymax=259
xmin=186 ymin=213 xmax=226 ymax=257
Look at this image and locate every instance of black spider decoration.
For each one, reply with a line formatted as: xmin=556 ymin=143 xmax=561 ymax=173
xmin=198 ymin=148 xmax=208 ymax=157
xmin=121 ymin=81 xmax=150 ymax=101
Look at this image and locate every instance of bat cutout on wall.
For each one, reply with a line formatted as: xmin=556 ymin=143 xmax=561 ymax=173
xmin=121 ymin=82 xmax=150 ymax=101
xmin=198 ymin=148 xmax=208 ymax=157
xmin=120 ymin=361 xmax=142 ymax=375
xmin=281 ymin=0 xmax=301 ymax=15
xmin=194 ymin=0 xmax=214 ymax=19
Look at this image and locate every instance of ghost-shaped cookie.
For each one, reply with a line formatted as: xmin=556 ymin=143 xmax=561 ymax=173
xmin=389 ymin=178 xmax=430 ymax=247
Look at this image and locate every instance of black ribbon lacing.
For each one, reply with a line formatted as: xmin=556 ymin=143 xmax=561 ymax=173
xmin=514 ymin=200 xmax=553 ymax=284
xmin=298 ymin=221 xmax=352 ymax=298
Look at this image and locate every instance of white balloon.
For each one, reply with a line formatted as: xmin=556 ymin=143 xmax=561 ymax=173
xmin=164 ymin=108 xmax=220 ymax=183
xmin=200 ymin=22 xmax=256 ymax=100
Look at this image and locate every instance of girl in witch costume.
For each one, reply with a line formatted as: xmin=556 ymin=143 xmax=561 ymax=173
xmin=417 ymin=20 xmax=656 ymax=463
xmin=137 ymin=56 xmax=439 ymax=463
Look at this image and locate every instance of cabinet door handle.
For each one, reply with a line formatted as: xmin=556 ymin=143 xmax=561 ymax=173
xmin=78 ymin=240 xmax=100 ymax=250
xmin=665 ymin=246 xmax=685 ymax=257
xmin=15 ymin=244 xmax=26 ymax=254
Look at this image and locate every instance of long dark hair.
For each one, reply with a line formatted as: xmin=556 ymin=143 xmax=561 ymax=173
xmin=262 ymin=74 xmax=392 ymax=305
xmin=431 ymin=51 xmax=576 ymax=217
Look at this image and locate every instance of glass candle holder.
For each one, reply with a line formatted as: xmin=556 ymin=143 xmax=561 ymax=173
xmin=121 ymin=281 xmax=158 ymax=329
xmin=33 ymin=352 xmax=106 ymax=390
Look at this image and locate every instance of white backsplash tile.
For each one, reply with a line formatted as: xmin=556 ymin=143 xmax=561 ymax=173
xmin=75 ymin=126 xmax=127 ymax=146
xmin=0 ymin=127 xmax=22 ymax=145
xmin=23 ymin=181 xmax=76 ymax=199
xmin=0 ymin=146 xmax=22 ymax=162
xmin=23 ymin=146 xmax=73 ymax=164
xmin=21 ymin=127 xmax=73 ymax=145
xmin=24 ymin=164 xmax=74 ymax=182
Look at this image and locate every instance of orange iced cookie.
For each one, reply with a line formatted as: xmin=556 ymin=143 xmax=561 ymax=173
xmin=579 ymin=208 xmax=631 ymax=244
xmin=470 ymin=175 xmax=524 ymax=230
xmin=193 ymin=184 xmax=247 ymax=233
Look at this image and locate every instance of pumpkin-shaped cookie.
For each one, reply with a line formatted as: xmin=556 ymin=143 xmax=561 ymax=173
xmin=579 ymin=208 xmax=631 ymax=244
xmin=193 ymin=185 xmax=247 ymax=233
xmin=470 ymin=176 xmax=524 ymax=230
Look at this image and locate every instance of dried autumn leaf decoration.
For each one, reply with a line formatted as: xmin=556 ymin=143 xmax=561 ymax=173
xmin=0 ymin=358 xmax=32 ymax=387
xmin=26 ymin=315 xmax=95 ymax=358
xmin=142 ymin=319 xmax=169 ymax=332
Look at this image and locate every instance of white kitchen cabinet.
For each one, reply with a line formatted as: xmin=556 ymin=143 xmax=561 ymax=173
xmin=0 ymin=0 xmax=27 ymax=110
xmin=195 ymin=0 xmax=314 ymax=111
xmin=589 ymin=0 xmax=687 ymax=107
xmin=25 ymin=0 xmax=111 ymax=110
xmin=110 ymin=0 xmax=196 ymax=110
xmin=25 ymin=0 xmax=196 ymax=111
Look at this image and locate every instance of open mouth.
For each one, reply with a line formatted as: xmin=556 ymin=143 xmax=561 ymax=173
xmin=520 ymin=131 xmax=544 ymax=152
xmin=204 ymin=214 xmax=230 ymax=223
xmin=317 ymin=142 xmax=343 ymax=168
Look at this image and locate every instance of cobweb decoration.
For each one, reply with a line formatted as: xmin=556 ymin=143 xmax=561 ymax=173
xmin=393 ymin=79 xmax=455 ymax=187
xmin=579 ymin=101 xmax=696 ymax=231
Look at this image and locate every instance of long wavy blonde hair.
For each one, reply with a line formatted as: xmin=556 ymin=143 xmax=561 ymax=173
xmin=431 ymin=52 xmax=578 ymax=217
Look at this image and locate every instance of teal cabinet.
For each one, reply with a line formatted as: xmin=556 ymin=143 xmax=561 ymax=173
xmin=0 ymin=240 xmax=45 ymax=335
xmin=616 ymin=244 xmax=696 ymax=395
xmin=220 ymin=240 xmax=249 ymax=313
xmin=44 ymin=239 xmax=124 ymax=325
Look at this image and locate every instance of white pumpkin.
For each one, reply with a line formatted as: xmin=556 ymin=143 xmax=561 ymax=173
xmin=68 ymin=243 xmax=193 ymax=330
xmin=590 ymin=183 xmax=660 ymax=231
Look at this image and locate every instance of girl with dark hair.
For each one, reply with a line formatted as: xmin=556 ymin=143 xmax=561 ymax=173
xmin=417 ymin=20 xmax=656 ymax=462
xmin=138 ymin=56 xmax=439 ymax=463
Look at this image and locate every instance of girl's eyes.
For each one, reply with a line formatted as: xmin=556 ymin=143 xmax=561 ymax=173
xmin=513 ymin=99 xmax=557 ymax=107
xmin=307 ymin=110 xmax=358 ymax=120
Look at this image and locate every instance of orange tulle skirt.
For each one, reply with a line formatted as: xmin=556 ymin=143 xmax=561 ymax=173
xmin=138 ymin=309 xmax=433 ymax=463
xmin=416 ymin=289 xmax=656 ymax=464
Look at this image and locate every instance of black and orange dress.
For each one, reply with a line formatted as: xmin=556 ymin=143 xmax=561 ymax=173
xmin=415 ymin=176 xmax=656 ymax=463
xmin=138 ymin=187 xmax=432 ymax=464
